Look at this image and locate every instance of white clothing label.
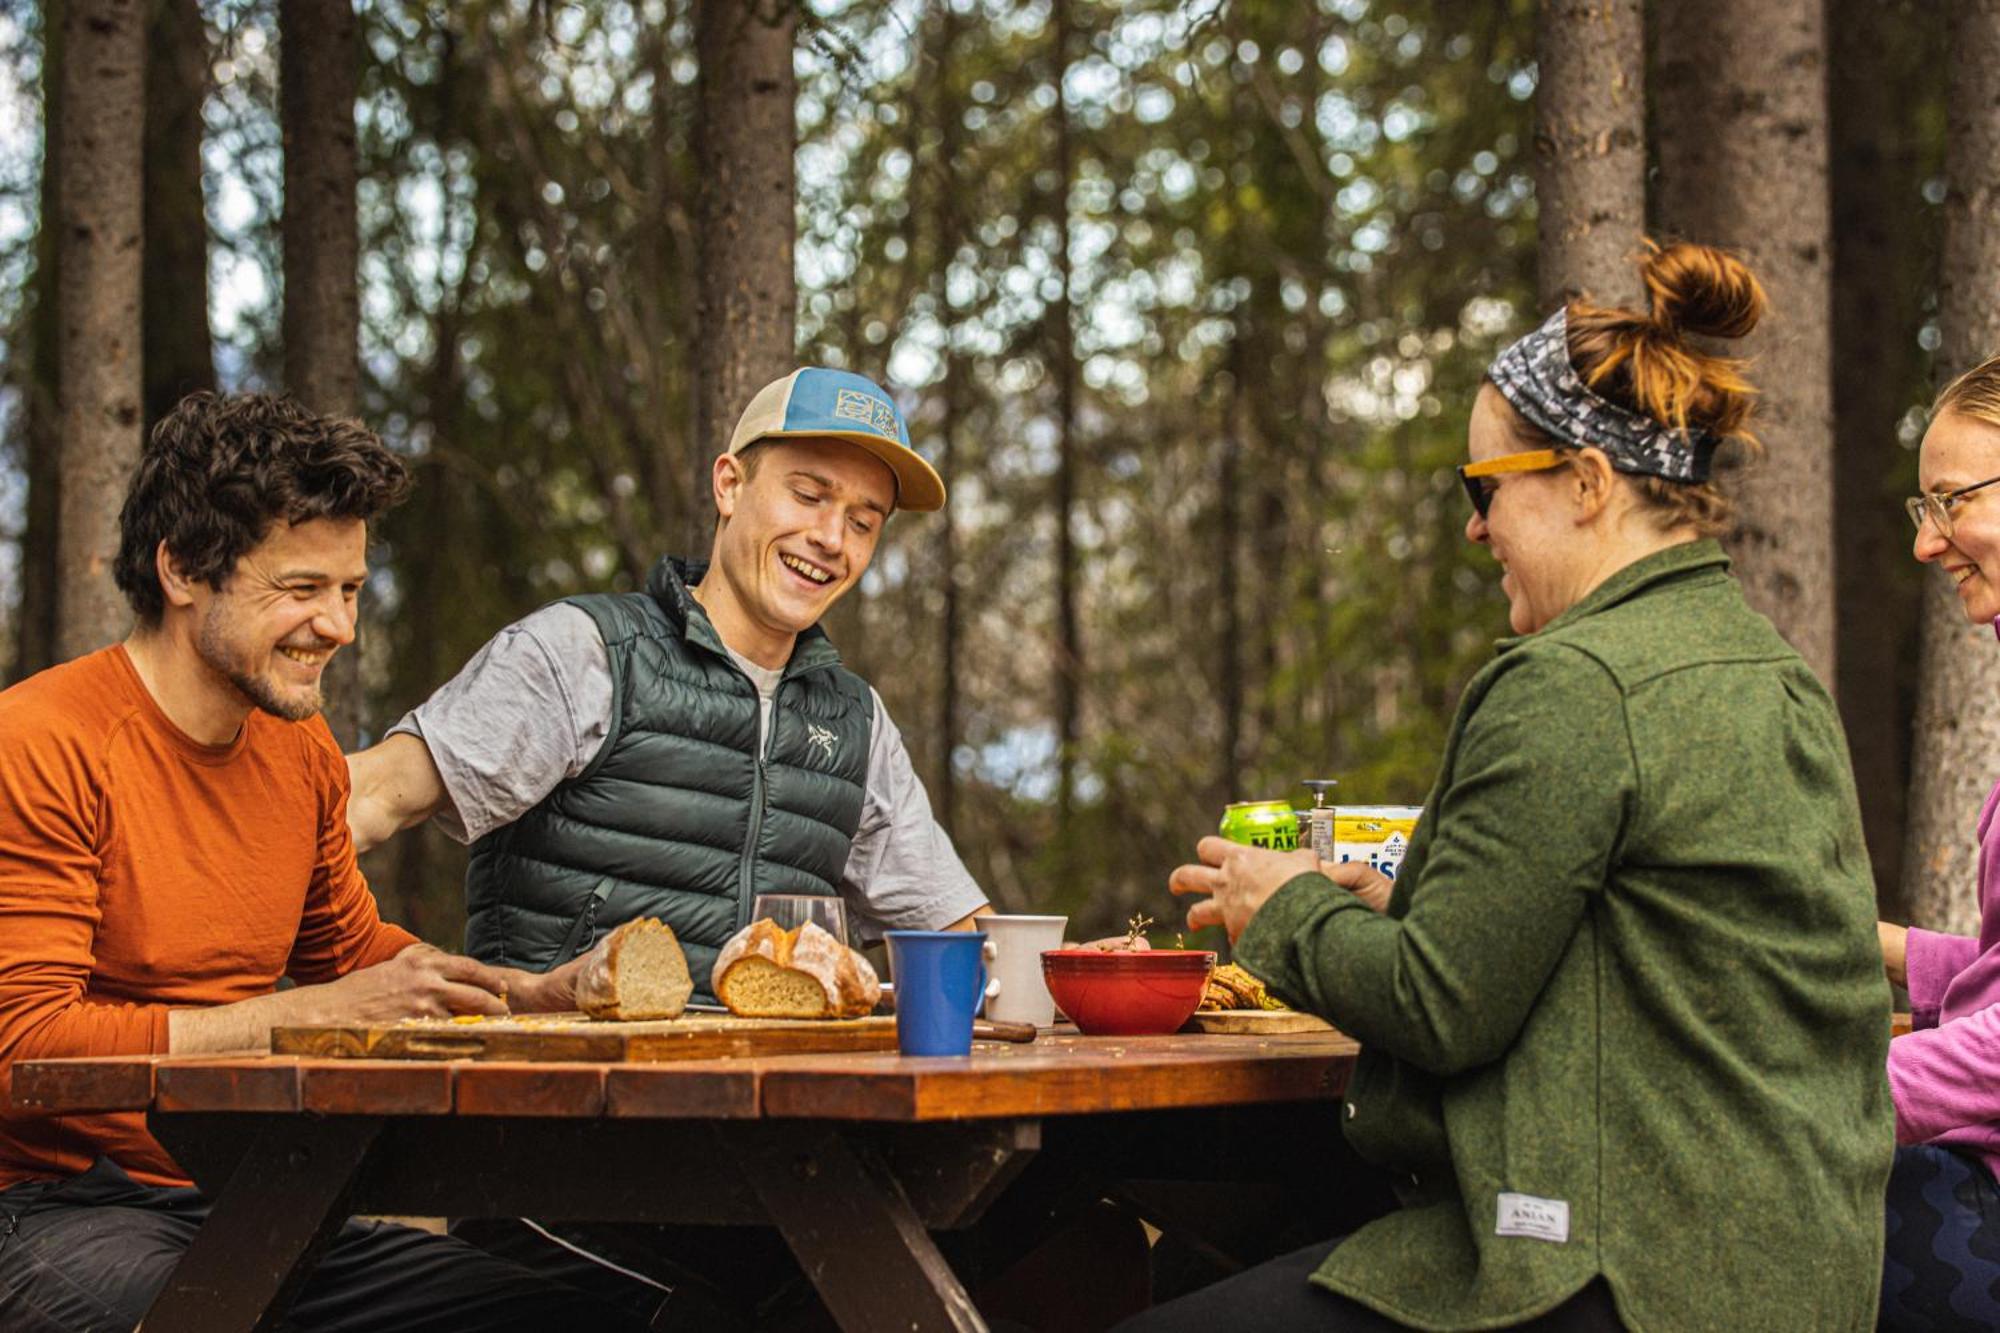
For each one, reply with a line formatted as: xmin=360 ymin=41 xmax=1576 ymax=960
xmin=1495 ymin=1192 xmax=1570 ymax=1244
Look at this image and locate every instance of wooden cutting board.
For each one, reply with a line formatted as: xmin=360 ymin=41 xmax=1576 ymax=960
xmin=1179 ymin=1009 xmax=1335 ymax=1035
xmin=272 ymin=1013 xmax=898 ymax=1063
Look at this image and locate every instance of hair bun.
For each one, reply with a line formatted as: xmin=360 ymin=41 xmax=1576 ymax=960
xmin=1641 ymin=241 xmax=1765 ymax=341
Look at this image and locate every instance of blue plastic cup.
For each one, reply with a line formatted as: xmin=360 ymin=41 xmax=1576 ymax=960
xmin=886 ymin=931 xmax=994 ymax=1057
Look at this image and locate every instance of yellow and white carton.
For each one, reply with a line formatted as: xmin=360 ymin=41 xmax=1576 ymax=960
xmin=1332 ymin=806 xmax=1422 ymax=880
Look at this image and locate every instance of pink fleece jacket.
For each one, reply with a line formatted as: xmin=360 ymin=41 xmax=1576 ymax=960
xmin=1891 ymin=780 xmax=2000 ymax=1176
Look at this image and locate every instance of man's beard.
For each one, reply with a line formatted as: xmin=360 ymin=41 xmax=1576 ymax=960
xmin=197 ymin=606 xmax=327 ymax=723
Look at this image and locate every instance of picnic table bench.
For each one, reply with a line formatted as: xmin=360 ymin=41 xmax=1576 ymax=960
xmin=14 ymin=1029 xmax=1360 ymax=1333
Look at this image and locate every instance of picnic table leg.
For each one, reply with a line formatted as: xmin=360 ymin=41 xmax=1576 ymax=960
xmin=141 ymin=1115 xmax=382 ymax=1333
xmin=728 ymin=1124 xmax=988 ymax=1333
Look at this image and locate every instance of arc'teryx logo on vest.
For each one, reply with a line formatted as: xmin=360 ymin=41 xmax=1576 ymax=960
xmin=807 ymin=722 xmax=838 ymax=762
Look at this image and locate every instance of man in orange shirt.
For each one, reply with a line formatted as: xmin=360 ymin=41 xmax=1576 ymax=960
xmin=0 ymin=394 xmax=642 ymax=1330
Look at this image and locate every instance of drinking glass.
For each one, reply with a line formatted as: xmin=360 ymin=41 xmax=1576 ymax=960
xmin=750 ymin=893 xmax=849 ymax=945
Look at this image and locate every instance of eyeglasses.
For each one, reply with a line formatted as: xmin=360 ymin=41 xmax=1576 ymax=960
xmin=1906 ymin=474 xmax=2000 ymax=539
xmin=1458 ymin=449 xmax=1569 ymax=519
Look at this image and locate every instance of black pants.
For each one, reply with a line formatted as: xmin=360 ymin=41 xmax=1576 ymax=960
xmin=1113 ymin=1237 xmax=1625 ymax=1333
xmin=0 ymin=1158 xmax=648 ymax=1333
xmin=450 ymin=1215 xmax=815 ymax=1331
xmin=1879 ymin=1143 xmax=2000 ymax=1332
xmin=450 ymin=1213 xmax=1131 ymax=1332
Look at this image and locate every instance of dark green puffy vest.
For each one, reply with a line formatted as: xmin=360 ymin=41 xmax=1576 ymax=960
xmin=462 ymin=557 xmax=873 ymax=999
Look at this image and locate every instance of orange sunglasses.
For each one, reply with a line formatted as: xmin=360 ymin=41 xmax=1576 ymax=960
xmin=1457 ymin=449 xmax=1568 ymax=518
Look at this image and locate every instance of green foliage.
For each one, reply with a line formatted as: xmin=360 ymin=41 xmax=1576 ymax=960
xmin=0 ymin=0 xmax=1570 ymax=944
xmin=799 ymin=0 xmax=1537 ymax=935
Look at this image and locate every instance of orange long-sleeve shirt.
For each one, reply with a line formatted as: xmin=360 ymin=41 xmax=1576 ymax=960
xmin=0 ymin=645 xmax=417 ymax=1189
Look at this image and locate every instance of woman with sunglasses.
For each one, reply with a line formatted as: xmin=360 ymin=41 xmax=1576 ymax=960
xmin=1128 ymin=242 xmax=1892 ymax=1333
xmin=1875 ymin=353 xmax=2000 ymax=1331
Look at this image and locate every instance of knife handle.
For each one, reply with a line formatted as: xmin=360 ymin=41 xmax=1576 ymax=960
xmin=973 ymin=1019 xmax=1038 ymax=1044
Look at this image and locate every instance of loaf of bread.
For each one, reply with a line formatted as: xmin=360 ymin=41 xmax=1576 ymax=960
xmin=574 ymin=918 xmax=694 ymax=1020
xmin=712 ymin=919 xmax=881 ymax=1019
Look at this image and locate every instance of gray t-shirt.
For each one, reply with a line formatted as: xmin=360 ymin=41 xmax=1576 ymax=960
xmin=389 ymin=603 xmax=988 ymax=940
xmin=719 ymin=643 xmax=782 ymax=752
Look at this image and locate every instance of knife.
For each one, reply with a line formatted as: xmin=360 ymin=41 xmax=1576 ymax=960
xmin=972 ymin=1019 xmax=1038 ymax=1044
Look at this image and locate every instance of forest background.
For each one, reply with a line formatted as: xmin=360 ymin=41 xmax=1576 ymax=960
xmin=2 ymin=0 xmax=1995 ymax=951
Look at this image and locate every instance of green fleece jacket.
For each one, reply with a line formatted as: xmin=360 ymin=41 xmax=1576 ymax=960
xmin=1237 ymin=540 xmax=1893 ymax=1331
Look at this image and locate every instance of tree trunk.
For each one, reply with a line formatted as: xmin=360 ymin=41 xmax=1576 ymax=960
xmin=930 ymin=0 xmax=964 ymax=835
xmin=54 ymin=0 xmax=146 ymax=662
xmin=365 ymin=18 xmax=463 ymax=939
xmin=935 ymin=353 xmax=963 ymax=832
xmin=1902 ymin=0 xmax=2000 ymax=934
xmin=1049 ymin=0 xmax=1082 ymax=833
xmin=1533 ymin=0 xmax=1646 ymax=310
xmin=1653 ymin=0 xmax=1836 ymax=687
xmin=1829 ymin=0 xmax=1942 ymax=914
xmin=378 ymin=301 xmax=468 ymax=940
xmin=640 ymin=21 xmax=698 ymax=549
xmin=280 ymin=0 xmax=363 ymax=743
xmin=143 ymin=0 xmax=214 ymax=429
xmin=1218 ymin=333 xmax=1245 ymax=799
xmin=13 ymin=0 xmax=64 ymax=683
xmin=1246 ymin=280 xmax=1286 ymax=760
xmin=691 ymin=0 xmax=796 ymax=548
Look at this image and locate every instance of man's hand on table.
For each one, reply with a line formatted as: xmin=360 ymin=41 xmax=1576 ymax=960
xmin=497 ymin=953 xmax=590 ymax=1013
xmin=339 ymin=948 xmax=588 ymax=1017
xmin=1169 ymin=838 xmax=1322 ymax=942
xmin=323 ymin=944 xmax=514 ymax=1020
xmin=168 ymin=944 xmax=514 ymax=1053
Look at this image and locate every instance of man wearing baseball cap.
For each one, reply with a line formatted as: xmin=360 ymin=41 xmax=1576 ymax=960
xmin=348 ymin=364 xmax=983 ymax=981
xmin=341 ymin=367 xmax=989 ymax=1322
xmin=728 ymin=366 xmax=948 ymax=510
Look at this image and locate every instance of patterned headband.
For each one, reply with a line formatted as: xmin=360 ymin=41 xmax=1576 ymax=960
xmin=1485 ymin=307 xmax=1719 ymax=484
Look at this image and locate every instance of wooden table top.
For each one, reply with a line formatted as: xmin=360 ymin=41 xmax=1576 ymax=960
xmin=12 ymin=1030 xmax=1358 ymax=1123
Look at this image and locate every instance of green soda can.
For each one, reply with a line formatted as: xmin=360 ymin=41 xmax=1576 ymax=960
xmin=1220 ymin=799 xmax=1301 ymax=851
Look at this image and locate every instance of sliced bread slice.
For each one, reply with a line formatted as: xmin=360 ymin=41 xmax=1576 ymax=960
xmin=574 ymin=917 xmax=694 ymax=1020
xmin=712 ymin=918 xmax=881 ymax=1019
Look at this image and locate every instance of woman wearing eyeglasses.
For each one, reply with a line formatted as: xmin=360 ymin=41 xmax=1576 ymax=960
xmin=1874 ymin=354 xmax=2000 ymax=1332
xmin=1130 ymin=242 xmax=1892 ymax=1333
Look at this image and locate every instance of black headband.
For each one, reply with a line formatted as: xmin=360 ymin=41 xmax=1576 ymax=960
xmin=1486 ymin=307 xmax=1720 ymax=484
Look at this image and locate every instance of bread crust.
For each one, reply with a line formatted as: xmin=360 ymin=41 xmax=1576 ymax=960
xmin=712 ymin=919 xmax=882 ymax=1019
xmin=574 ymin=917 xmax=694 ymax=1020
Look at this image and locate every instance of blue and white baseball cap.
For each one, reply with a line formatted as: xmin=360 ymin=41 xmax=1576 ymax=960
xmin=727 ymin=368 xmax=945 ymax=513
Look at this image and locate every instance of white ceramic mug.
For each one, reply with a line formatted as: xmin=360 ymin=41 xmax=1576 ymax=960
xmin=979 ymin=914 xmax=1069 ymax=1027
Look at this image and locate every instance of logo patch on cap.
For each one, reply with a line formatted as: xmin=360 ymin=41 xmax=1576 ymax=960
xmin=833 ymin=388 xmax=899 ymax=440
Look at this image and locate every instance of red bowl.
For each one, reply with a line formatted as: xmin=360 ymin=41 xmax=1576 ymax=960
xmin=1040 ymin=949 xmax=1216 ymax=1036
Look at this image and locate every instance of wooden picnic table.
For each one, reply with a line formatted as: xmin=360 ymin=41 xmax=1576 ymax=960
xmin=13 ymin=1029 xmax=1359 ymax=1333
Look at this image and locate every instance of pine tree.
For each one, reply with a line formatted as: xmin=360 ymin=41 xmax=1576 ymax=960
xmin=143 ymin=0 xmax=215 ymax=430
xmin=691 ymin=0 xmax=797 ymax=546
xmin=1902 ymin=0 xmax=2000 ymax=934
xmin=54 ymin=0 xmax=146 ymax=661
xmin=1654 ymin=0 xmax=1837 ymax=685
xmin=1828 ymin=0 xmax=1942 ymax=912
xmin=280 ymin=0 xmax=363 ymax=743
xmin=1532 ymin=0 xmax=1645 ymax=309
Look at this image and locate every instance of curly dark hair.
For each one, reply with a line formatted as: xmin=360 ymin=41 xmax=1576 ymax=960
xmin=114 ymin=392 xmax=412 ymax=625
